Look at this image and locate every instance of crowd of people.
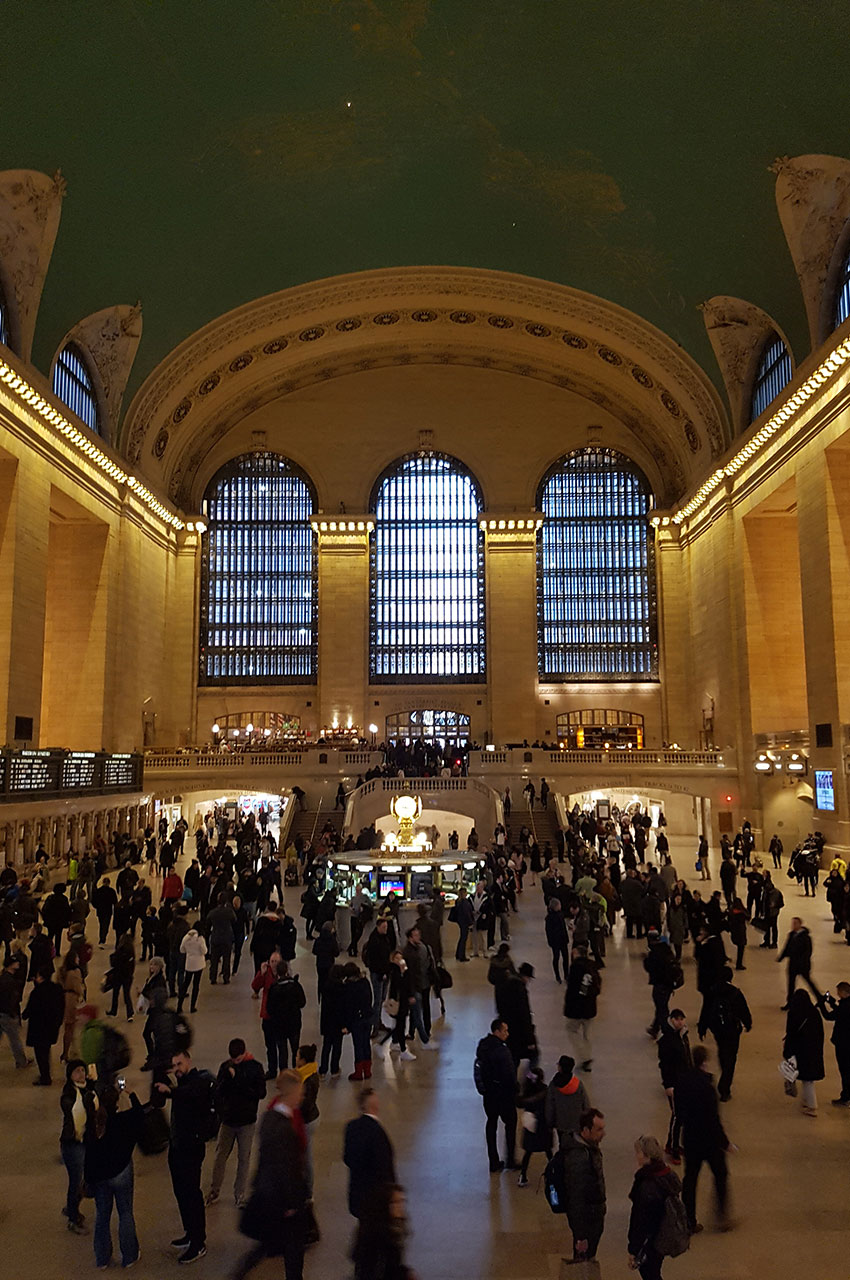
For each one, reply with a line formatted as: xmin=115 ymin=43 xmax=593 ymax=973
xmin=0 ymin=797 xmax=847 ymax=1279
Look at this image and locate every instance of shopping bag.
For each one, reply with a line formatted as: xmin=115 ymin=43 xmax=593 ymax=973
xmin=560 ymin=1259 xmax=602 ymax=1280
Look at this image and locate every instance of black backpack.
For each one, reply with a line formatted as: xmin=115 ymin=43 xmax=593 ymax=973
xmin=196 ymin=1069 xmax=220 ymax=1143
xmin=654 ymin=1188 xmax=691 ymax=1257
xmin=543 ymin=1150 xmax=567 ymax=1213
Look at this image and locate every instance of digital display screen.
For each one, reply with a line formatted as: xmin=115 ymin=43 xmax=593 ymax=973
xmin=815 ymin=769 xmax=835 ymax=811
xmin=378 ymin=879 xmax=405 ymax=897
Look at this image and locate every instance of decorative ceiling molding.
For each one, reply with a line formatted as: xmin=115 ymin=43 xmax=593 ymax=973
xmin=700 ymin=295 xmax=795 ymax=435
xmin=53 ymin=304 xmax=143 ymax=443
xmin=771 ymin=153 xmax=850 ymax=346
xmin=122 ymin=267 xmax=730 ymax=506
xmin=0 ymin=169 xmax=65 ymax=361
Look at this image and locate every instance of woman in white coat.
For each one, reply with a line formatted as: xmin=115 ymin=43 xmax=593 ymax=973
xmin=178 ymin=926 xmax=207 ymax=1013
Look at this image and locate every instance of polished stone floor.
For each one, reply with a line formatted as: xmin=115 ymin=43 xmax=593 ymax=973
xmin=1 ymin=847 xmax=848 ymax=1279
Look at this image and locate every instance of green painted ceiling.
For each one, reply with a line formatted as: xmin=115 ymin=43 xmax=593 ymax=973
xmin=5 ymin=0 xmax=849 ymax=406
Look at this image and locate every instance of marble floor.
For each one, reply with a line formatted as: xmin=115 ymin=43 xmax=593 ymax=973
xmin=1 ymin=849 xmax=848 ymax=1280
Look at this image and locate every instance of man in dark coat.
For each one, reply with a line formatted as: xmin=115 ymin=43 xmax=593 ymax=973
xmin=822 ymin=982 xmax=850 ymax=1105
xmin=157 ymin=1048 xmax=214 ymax=1265
xmin=91 ymin=877 xmax=118 ymax=947
xmin=657 ymin=1007 xmax=692 ymax=1161
xmin=560 ymin=1108 xmax=607 ymax=1260
xmin=236 ymin=1069 xmax=309 ymax=1280
xmin=21 ymin=968 xmax=64 ymax=1084
xmin=544 ymin=899 xmax=570 ymax=983
xmin=619 ymin=870 xmax=645 ymax=938
xmin=343 ymin=1086 xmax=396 ymax=1218
xmin=779 ymin=916 xmax=822 ymax=1008
xmin=474 ymin=1018 xmax=518 ymax=1172
xmin=40 ymin=884 xmax=71 ymax=956
xmin=674 ymin=1044 xmax=731 ymax=1233
xmin=495 ymin=964 xmax=537 ymax=1066
xmin=697 ymin=966 xmax=752 ymax=1101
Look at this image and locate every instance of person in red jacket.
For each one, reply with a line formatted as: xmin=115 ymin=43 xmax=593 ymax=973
xmin=161 ymin=870 xmax=184 ymax=908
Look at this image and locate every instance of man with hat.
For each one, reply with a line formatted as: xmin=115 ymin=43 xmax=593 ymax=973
xmin=495 ymin=961 xmax=538 ymax=1067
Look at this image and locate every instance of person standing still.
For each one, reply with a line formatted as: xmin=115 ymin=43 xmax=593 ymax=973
xmin=450 ymin=887 xmax=475 ymax=962
xmin=474 ymin=1018 xmax=518 ymax=1173
xmin=157 ymin=1049 xmax=214 ymax=1264
xmin=206 ymin=1037 xmax=267 ymax=1209
xmin=561 ymin=1108 xmax=607 ymax=1261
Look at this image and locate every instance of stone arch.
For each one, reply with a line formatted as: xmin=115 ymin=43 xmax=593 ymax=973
xmin=122 ymin=267 xmax=729 ymax=511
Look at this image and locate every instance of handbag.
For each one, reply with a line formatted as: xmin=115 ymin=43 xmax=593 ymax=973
xmin=435 ymin=964 xmax=453 ymax=990
xmin=136 ymin=993 xmax=150 ymax=1015
xmin=100 ymin=969 xmax=116 ymax=994
xmin=382 ymin=996 xmax=400 ymax=1021
xmin=779 ymin=1055 xmax=799 ymax=1083
xmin=694 ymin=859 xmax=702 ymax=872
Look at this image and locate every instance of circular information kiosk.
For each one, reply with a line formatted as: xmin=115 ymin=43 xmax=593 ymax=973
xmin=327 ymin=853 xmax=486 ymax=907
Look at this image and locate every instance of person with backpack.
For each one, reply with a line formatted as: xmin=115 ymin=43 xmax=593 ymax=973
xmin=560 ymin=1107 xmax=607 ymax=1261
xmin=697 ymin=967 xmax=752 ymax=1101
xmin=156 ymin=1047 xmax=217 ymax=1265
xmin=627 ymin=1133 xmax=687 ymax=1278
xmin=474 ymin=1017 xmax=518 ymax=1173
xmin=644 ymin=933 xmax=682 ymax=1041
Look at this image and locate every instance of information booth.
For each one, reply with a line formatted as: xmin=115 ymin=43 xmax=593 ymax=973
xmin=327 ymin=853 xmax=486 ymax=907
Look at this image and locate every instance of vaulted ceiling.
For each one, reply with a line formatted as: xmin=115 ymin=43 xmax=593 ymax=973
xmin=5 ymin=0 xmax=848 ymax=399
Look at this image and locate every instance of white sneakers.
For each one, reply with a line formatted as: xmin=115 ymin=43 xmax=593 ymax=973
xmin=373 ymin=1042 xmax=386 ymax=1059
xmin=420 ymin=1039 xmax=439 ymax=1051
xmin=400 ymin=1049 xmax=416 ymax=1061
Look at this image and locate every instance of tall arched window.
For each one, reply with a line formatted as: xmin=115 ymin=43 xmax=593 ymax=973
xmin=834 ymin=245 xmax=850 ymax=330
xmin=370 ymin=452 xmax=484 ymax=682
xmin=199 ymin=452 xmax=317 ymax=684
xmin=52 ymin=342 xmax=100 ymax=434
xmin=538 ymin=448 xmax=657 ymax=681
xmin=749 ymin=334 xmax=792 ymax=422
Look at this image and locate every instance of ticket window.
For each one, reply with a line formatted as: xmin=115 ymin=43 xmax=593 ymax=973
xmin=409 ymin=870 xmax=434 ymax=901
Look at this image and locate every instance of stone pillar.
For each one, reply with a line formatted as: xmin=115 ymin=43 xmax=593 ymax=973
xmin=480 ymin=515 xmax=540 ymax=744
xmin=654 ymin=521 xmax=693 ymax=746
xmin=313 ymin=518 xmax=371 ymax=733
xmin=0 ymin=455 xmax=50 ymax=743
xmin=22 ymin=819 xmax=36 ymax=861
xmin=797 ymin=448 xmax=850 ymax=850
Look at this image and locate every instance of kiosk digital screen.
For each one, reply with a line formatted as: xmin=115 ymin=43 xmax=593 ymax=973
xmin=379 ymin=878 xmax=405 ymax=897
xmin=815 ymin=769 xmax=835 ymax=811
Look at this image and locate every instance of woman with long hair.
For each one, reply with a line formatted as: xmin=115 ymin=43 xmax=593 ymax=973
xmin=85 ymin=1084 xmax=144 ymax=1268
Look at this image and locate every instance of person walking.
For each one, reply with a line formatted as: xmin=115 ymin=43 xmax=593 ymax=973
xmin=697 ymin=967 xmax=752 ymax=1102
xmin=674 ymin=1045 xmax=731 ymax=1234
xmin=157 ymin=1048 xmax=215 ymax=1264
xmin=697 ymin=834 xmax=710 ymax=882
xmin=563 ymin=944 xmax=601 ymax=1071
xmin=312 ymin=920 xmax=340 ymax=1003
xmin=516 ymin=1065 xmax=552 ymax=1187
xmin=496 ymin=962 xmax=537 ymax=1068
xmin=657 ymin=1009 xmax=692 ymax=1163
xmin=540 ymin=778 xmax=550 ymax=810
xmin=107 ymin=931 xmax=136 ymax=1022
xmin=474 ymin=1018 xmax=518 ymax=1173
xmin=343 ymin=1086 xmax=397 ymax=1220
xmin=471 ymin=882 xmax=491 ymax=959
xmin=769 ymin=834 xmax=783 ymax=870
xmin=178 ymin=925 xmax=208 ymax=1015
xmin=644 ymin=933 xmax=680 ymax=1041
xmin=779 ymin=916 xmax=822 ymax=1009
xmin=561 ymin=1108 xmax=607 ymax=1262
xmin=235 ymin=1069 xmax=309 ymax=1280
xmin=401 ymin=925 xmax=438 ymax=1052
xmin=727 ymin=897 xmax=749 ymax=970
xmin=85 ymin=1084 xmax=144 ymax=1269
xmin=92 ymin=878 xmax=118 ymax=948
xmin=363 ymin=915 xmax=394 ymax=1031
xmin=545 ymin=899 xmax=570 ymax=984
xmin=22 ymin=967 xmax=65 ymax=1085
xmin=627 ymin=1133 xmax=683 ymax=1279
xmin=58 ymin=951 xmax=85 ymax=1061
xmin=783 ymin=989 xmax=825 ymax=1116
xmin=59 ymin=1059 xmax=98 ymax=1233
xmin=351 ymin=1183 xmax=416 ymax=1280
xmin=41 ymin=883 xmax=72 ymax=957
xmin=206 ymin=1037 xmax=267 ymax=1209
xmin=342 ymin=961 xmax=374 ymax=1081
xmin=545 ymin=1054 xmax=590 ymax=1148
xmin=450 ymin=886 xmax=474 ymax=962
xmin=719 ymin=854 xmax=737 ymax=908
xmin=207 ymin=893 xmax=237 ymax=984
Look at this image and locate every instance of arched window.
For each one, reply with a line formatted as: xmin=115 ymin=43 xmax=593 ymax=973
xmin=52 ymin=342 xmax=100 ymax=434
xmin=385 ymin=709 xmax=471 ymax=746
xmin=749 ymin=334 xmax=792 ymax=422
xmin=538 ymin=448 xmax=657 ymax=681
xmin=370 ymin=452 xmax=485 ymax=682
xmin=834 ymin=245 xmax=850 ymax=330
xmin=199 ymin=452 xmax=317 ymax=685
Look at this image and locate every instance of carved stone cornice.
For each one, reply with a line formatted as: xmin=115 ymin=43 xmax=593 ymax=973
xmin=54 ymin=303 xmax=143 ymax=442
xmin=772 ymin=154 xmax=850 ymax=345
xmin=700 ymin=296 xmax=795 ymax=435
xmin=121 ymin=267 xmax=730 ymax=509
xmin=0 ymin=169 xmax=65 ymax=361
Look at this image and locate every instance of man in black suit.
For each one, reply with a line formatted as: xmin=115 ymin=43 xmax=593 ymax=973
xmin=342 ymin=1086 xmax=396 ymax=1219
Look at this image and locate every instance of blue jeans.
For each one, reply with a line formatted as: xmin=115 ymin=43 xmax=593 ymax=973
xmin=93 ymin=1160 xmax=139 ymax=1267
xmin=61 ymin=1140 xmax=86 ymax=1222
xmin=408 ymin=992 xmax=430 ymax=1044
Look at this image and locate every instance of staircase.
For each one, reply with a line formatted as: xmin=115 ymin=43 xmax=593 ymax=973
xmin=286 ymin=806 xmax=344 ymax=848
xmin=514 ymin=802 xmax=561 ymax=855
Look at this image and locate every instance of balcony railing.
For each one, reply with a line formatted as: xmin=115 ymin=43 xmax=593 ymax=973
xmin=472 ymin=747 xmax=731 ymax=770
xmin=144 ymin=749 xmax=381 ymax=774
xmin=0 ymin=749 xmax=144 ymax=803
